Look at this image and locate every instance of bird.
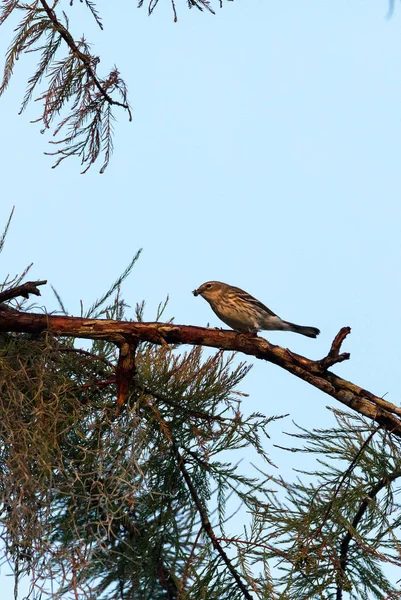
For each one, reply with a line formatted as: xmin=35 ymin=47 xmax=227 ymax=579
xmin=192 ymin=281 xmax=320 ymax=338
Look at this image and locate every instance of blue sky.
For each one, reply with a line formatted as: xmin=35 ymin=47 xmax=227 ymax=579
xmin=1 ymin=0 xmax=401 ymax=595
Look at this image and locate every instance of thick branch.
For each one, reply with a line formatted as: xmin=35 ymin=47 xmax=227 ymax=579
xmin=0 ymin=311 xmax=400 ymax=437
xmin=116 ymin=340 xmax=137 ymax=410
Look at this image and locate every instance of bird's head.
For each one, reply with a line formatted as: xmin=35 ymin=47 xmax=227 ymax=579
xmin=192 ymin=281 xmax=227 ymax=302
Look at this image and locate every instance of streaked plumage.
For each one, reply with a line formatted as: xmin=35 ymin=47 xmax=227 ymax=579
xmin=192 ymin=281 xmax=320 ymax=338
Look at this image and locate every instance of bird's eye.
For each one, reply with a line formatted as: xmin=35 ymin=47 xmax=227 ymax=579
xmin=206 ymin=284 xmax=212 ymax=289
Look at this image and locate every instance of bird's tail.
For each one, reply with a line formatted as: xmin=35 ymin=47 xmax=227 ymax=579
xmin=284 ymin=321 xmax=320 ymax=338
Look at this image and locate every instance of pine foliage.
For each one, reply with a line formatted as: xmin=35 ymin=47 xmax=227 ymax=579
xmin=1 ymin=226 xmax=401 ymax=598
xmin=0 ymin=0 xmax=233 ymax=172
xmin=0 ymin=1 xmax=130 ymax=173
xmin=0 ymin=260 xmax=281 ymax=599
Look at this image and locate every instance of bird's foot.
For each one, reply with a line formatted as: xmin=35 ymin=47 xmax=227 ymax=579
xmin=242 ymin=329 xmax=259 ymax=337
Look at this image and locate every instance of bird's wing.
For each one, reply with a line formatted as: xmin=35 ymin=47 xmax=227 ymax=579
xmin=230 ymin=286 xmax=277 ymax=317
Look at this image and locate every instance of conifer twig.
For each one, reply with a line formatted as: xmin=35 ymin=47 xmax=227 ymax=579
xmin=39 ymin=0 xmax=130 ymax=114
xmin=313 ymin=424 xmax=381 ymax=540
xmin=58 ymin=346 xmax=114 ymax=368
xmin=172 ymin=443 xmax=254 ymax=600
xmin=336 ymin=468 xmax=401 ymax=600
xmin=140 ymin=384 xmax=231 ymax=423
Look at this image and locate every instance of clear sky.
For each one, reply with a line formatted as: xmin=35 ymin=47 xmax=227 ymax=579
xmin=1 ymin=0 xmax=401 ymax=595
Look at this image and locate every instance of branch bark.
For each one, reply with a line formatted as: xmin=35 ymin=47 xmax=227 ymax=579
xmin=116 ymin=339 xmax=137 ymax=410
xmin=0 ymin=311 xmax=400 ymax=437
xmin=0 ymin=280 xmax=47 ymax=303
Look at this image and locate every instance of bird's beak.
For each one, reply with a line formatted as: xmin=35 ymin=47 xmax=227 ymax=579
xmin=192 ymin=288 xmax=199 ymax=297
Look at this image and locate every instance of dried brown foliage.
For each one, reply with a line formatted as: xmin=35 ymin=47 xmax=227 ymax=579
xmin=0 ymin=0 xmax=233 ymax=172
xmin=0 ymin=1 xmax=130 ymax=173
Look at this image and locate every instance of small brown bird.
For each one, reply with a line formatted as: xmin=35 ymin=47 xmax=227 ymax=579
xmin=193 ymin=281 xmax=320 ymax=338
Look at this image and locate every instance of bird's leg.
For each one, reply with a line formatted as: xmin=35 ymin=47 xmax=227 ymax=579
xmin=243 ymin=328 xmax=259 ymax=337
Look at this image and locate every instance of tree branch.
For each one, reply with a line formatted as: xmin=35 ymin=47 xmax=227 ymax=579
xmin=0 ymin=310 xmax=400 ymax=437
xmin=116 ymin=339 xmax=137 ymax=411
xmin=0 ymin=280 xmax=47 ymax=303
xmin=39 ymin=0 xmax=131 ymax=114
xmin=336 ymin=469 xmax=401 ymax=599
xmin=317 ymin=327 xmax=351 ymax=371
xmin=313 ymin=424 xmax=381 ymax=540
xmin=171 ymin=443 xmax=254 ymax=600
